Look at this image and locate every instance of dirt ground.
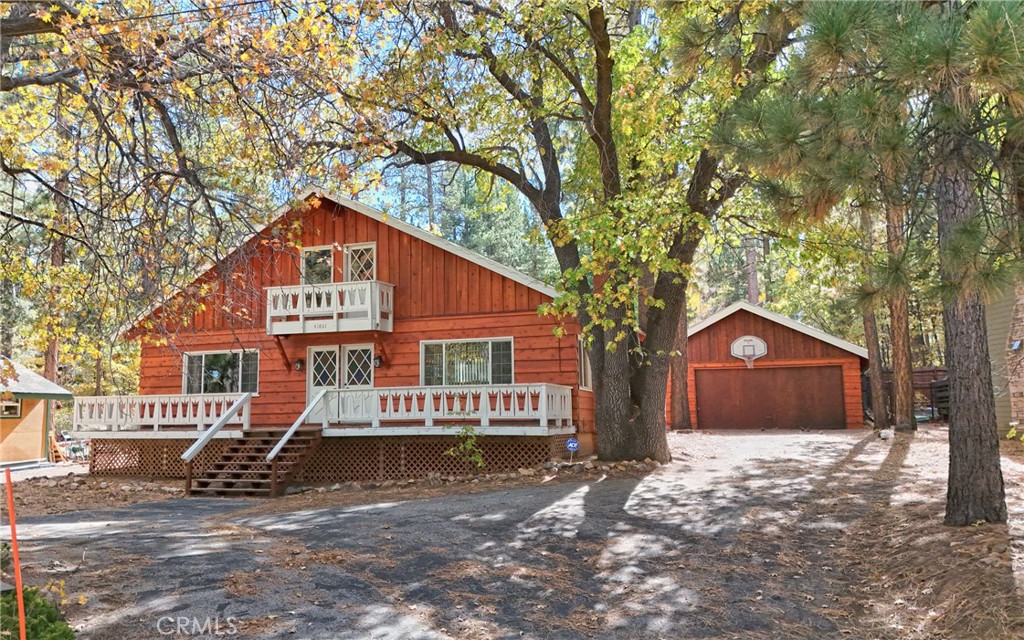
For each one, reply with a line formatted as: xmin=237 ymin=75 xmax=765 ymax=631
xmin=3 ymin=427 xmax=1023 ymax=639
xmin=2 ymin=473 xmax=183 ymax=517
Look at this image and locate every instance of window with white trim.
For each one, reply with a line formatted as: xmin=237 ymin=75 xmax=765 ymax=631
xmin=344 ymin=243 xmax=376 ymax=281
xmin=578 ymin=337 xmax=593 ymax=390
xmin=421 ymin=339 xmax=513 ymax=386
xmin=184 ymin=351 xmax=259 ymax=394
xmin=302 ymin=246 xmax=334 ymax=285
xmin=1 ymin=399 xmax=21 ymax=418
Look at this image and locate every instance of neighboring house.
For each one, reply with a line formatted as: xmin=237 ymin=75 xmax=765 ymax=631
xmin=986 ymin=283 xmax=1024 ymax=431
xmin=1 ymin=357 xmax=73 ymax=466
xmin=72 ymin=188 xmax=593 ymax=495
xmin=678 ymin=301 xmax=867 ymax=430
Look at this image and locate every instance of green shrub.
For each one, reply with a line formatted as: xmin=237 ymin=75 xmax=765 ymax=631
xmin=0 ymin=588 xmax=75 ymax=639
xmin=445 ymin=425 xmax=486 ymax=469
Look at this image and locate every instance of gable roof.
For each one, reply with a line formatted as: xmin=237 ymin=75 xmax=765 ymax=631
xmin=265 ymin=186 xmax=557 ymax=298
xmin=688 ymin=301 xmax=869 ymax=360
xmin=122 ymin=187 xmax=559 ymax=339
xmin=1 ymin=357 xmax=74 ymax=400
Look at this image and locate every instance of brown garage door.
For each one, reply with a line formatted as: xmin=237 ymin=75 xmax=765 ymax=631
xmin=695 ymin=366 xmax=846 ymax=430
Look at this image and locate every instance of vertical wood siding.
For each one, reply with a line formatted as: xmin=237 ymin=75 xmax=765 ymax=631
xmin=136 ymin=199 xmax=596 ymax=437
xmin=682 ymin=309 xmax=865 ymax=430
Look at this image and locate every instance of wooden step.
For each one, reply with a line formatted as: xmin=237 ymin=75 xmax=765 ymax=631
xmin=185 ymin=430 xmax=322 ymax=498
xmin=189 ymin=487 xmax=271 ymax=496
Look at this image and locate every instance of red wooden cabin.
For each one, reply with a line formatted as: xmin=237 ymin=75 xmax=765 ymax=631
xmin=73 ymin=188 xmax=595 ymax=495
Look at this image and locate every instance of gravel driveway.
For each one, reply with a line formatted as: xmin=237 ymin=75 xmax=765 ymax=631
xmin=11 ymin=430 xmax=953 ymax=639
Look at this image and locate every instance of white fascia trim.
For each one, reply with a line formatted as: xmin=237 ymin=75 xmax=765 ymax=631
xmin=688 ymin=300 xmax=869 ymax=360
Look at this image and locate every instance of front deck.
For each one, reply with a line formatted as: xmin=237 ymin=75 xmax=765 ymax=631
xmin=72 ymin=383 xmax=575 ymax=439
xmin=76 ymin=385 xmax=576 ymax=488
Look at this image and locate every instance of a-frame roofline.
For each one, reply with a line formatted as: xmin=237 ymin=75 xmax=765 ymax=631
xmin=688 ymin=300 xmax=869 ymax=360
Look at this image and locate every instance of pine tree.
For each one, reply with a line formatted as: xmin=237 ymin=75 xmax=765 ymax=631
xmin=727 ymin=0 xmax=1023 ymax=524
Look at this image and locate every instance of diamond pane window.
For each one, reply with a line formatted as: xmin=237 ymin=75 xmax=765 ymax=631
xmin=345 ymin=244 xmax=376 ymax=281
xmin=344 ymin=347 xmax=374 ymax=387
xmin=311 ymin=349 xmax=338 ymax=387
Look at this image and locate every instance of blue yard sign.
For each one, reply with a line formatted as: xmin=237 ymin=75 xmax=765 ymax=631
xmin=566 ymin=438 xmax=580 ymax=453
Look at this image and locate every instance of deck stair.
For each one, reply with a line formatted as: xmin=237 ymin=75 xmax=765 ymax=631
xmin=186 ymin=427 xmax=321 ymax=497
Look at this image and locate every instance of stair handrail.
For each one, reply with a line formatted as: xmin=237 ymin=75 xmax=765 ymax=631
xmin=267 ymin=389 xmax=328 ymax=462
xmin=181 ymin=392 xmax=253 ymax=463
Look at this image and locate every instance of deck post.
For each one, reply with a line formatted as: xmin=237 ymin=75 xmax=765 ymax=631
xmin=480 ymin=390 xmax=490 ymax=427
xmin=538 ymin=386 xmax=548 ymax=428
xmin=184 ymin=460 xmax=193 ymax=496
xmin=270 ymin=458 xmax=279 ymax=497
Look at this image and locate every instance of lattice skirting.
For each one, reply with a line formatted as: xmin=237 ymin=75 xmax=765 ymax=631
xmin=88 ymin=435 xmax=572 ymax=482
xmin=297 ymin=434 xmax=573 ymax=483
xmin=89 ymin=439 xmax=228 ymax=478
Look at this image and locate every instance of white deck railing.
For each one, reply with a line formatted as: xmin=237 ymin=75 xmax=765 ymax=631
xmin=312 ymin=383 xmax=573 ymax=428
xmin=266 ymin=280 xmax=394 ymax=335
xmin=72 ymin=393 xmax=252 ymax=433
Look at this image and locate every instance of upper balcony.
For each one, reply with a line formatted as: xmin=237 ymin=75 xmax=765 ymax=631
xmin=266 ymin=281 xmax=395 ymax=335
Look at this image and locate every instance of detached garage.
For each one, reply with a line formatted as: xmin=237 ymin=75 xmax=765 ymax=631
xmin=685 ymin=302 xmax=867 ymax=430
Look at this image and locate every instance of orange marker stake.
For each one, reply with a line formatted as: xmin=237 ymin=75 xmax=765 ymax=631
xmin=3 ymin=468 xmax=27 ymax=640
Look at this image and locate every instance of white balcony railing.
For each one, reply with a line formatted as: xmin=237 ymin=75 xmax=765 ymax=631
xmin=72 ymin=393 xmax=252 ymax=433
xmin=311 ymin=383 xmax=573 ymax=428
xmin=265 ymin=280 xmax=394 ymax=335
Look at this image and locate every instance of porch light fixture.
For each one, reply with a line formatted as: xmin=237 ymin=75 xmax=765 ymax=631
xmin=294 ymin=358 xmax=305 ymax=372
xmin=373 ymin=355 xmax=383 ymax=368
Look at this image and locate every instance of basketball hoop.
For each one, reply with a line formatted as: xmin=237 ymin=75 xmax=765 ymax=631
xmin=731 ymin=336 xmax=767 ymax=369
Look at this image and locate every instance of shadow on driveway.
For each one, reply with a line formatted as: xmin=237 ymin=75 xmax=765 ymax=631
xmin=15 ymin=430 xmax=915 ymax=639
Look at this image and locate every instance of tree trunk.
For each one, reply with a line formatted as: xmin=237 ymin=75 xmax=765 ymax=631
xmin=863 ymin=306 xmax=889 ymax=430
xmin=935 ymin=124 xmax=1007 ymax=526
xmin=425 ymin=165 xmax=435 ymax=228
xmin=669 ymin=307 xmax=692 ymax=430
xmin=885 ymin=200 xmax=916 ymax=431
xmin=0 ymin=279 xmax=14 ymax=358
xmin=44 ymin=93 xmax=69 ymax=383
xmin=745 ymin=236 xmax=759 ymax=305
xmin=860 ymin=207 xmax=889 ymax=429
xmin=593 ymin=310 xmax=644 ymax=460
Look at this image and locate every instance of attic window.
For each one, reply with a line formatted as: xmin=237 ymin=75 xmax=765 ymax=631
xmin=1 ymin=399 xmax=21 ymax=419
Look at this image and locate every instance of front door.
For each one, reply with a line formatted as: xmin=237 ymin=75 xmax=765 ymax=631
xmin=307 ymin=346 xmax=339 ymax=423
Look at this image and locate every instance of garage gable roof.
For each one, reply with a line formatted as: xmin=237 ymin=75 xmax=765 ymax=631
xmin=1 ymin=357 xmax=74 ymax=400
xmin=688 ymin=301 xmax=869 ymax=360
